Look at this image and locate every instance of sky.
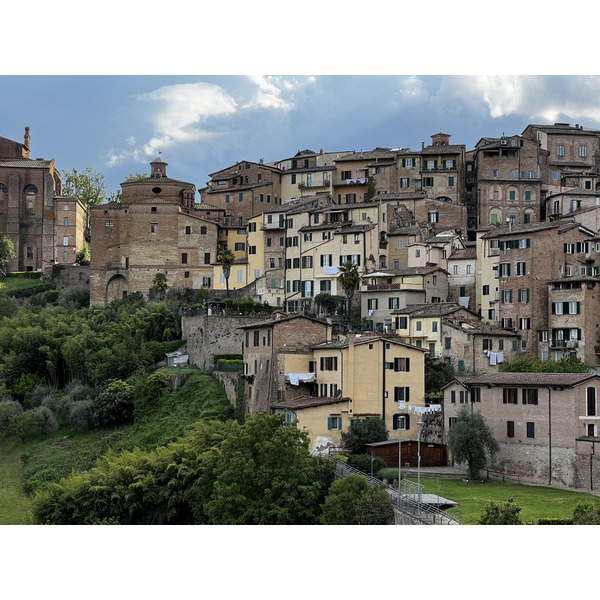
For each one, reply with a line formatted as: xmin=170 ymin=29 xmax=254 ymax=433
xmin=3 ymin=2 xmax=600 ymax=200
xmin=5 ymin=73 xmax=600 ymax=197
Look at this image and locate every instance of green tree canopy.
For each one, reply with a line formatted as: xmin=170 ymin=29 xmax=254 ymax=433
xmin=338 ymin=260 xmax=360 ymax=329
xmin=0 ymin=234 xmax=16 ymax=276
xmin=61 ymin=167 xmax=108 ymax=214
xmin=447 ymin=405 xmax=499 ymax=479
xmin=341 ymin=417 xmax=388 ymax=455
xmin=425 ymin=354 xmax=454 ymax=402
xmin=499 ymin=356 xmax=591 ymax=373
xmin=320 ymin=474 xmax=394 ymax=524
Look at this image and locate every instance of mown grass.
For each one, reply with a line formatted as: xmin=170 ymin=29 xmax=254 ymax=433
xmin=0 ymin=277 xmax=48 ymax=294
xmin=0 ymin=438 xmax=33 ymax=524
xmin=411 ymin=477 xmax=600 ymax=524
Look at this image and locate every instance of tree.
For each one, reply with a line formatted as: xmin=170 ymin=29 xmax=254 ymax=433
xmin=364 ymin=176 xmax=376 ymax=202
xmin=152 ymin=272 xmax=169 ymax=301
xmin=320 ymin=474 xmax=394 ymax=525
xmin=341 ymin=418 xmax=388 ymax=455
xmin=499 ymin=356 xmax=591 ymax=373
xmin=478 ymin=497 xmax=522 ymax=525
xmin=315 ymin=293 xmax=345 ymax=316
xmin=425 ymin=354 xmax=455 ymax=402
xmin=572 ymin=499 xmax=600 ymax=524
xmin=205 ymin=413 xmax=335 ymax=524
xmin=0 ymin=234 xmax=16 ymax=276
xmin=75 ymin=240 xmax=91 ymax=265
xmin=338 ymin=260 xmax=360 ymax=330
xmin=447 ymin=405 xmax=499 ymax=479
xmin=61 ymin=168 xmax=108 ymax=221
xmin=217 ymin=249 xmax=235 ymax=299
xmin=92 ymin=379 xmax=135 ymax=427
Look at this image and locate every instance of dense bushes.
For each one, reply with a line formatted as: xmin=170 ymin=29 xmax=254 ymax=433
xmin=32 ymin=414 xmax=336 ymax=525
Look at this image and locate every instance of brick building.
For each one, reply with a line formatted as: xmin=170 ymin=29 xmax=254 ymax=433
xmin=90 ymin=157 xmax=218 ymax=305
xmin=474 ymin=134 xmax=544 ymax=227
xmin=0 ymin=127 xmax=88 ymax=272
xmin=444 ymin=372 xmax=600 ymax=489
xmin=239 ymin=312 xmax=331 ymax=414
xmin=479 ymin=220 xmax=596 ymax=358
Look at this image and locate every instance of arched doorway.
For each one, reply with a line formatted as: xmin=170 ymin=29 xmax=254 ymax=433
xmin=105 ymin=274 xmax=128 ymax=304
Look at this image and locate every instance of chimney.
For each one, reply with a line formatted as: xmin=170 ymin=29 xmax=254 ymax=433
xmin=320 ymin=148 xmax=324 ymax=154
xmin=24 ymin=127 xmax=30 ymax=148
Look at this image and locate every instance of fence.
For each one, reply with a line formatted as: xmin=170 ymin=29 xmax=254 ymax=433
xmin=332 ymin=459 xmax=460 ymax=525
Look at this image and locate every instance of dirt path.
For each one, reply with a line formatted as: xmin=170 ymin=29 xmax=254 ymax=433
xmin=0 ymin=438 xmax=33 ymax=525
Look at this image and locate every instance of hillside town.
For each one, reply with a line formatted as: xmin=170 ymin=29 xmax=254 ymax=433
xmin=3 ymin=121 xmax=600 ymax=492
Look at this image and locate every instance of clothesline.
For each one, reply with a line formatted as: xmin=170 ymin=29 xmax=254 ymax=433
xmin=397 ymin=403 xmax=442 ymax=414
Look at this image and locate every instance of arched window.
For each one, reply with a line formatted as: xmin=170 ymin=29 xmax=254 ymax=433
xmin=24 ymin=184 xmax=38 ymax=194
xmin=26 ymin=246 xmax=33 ymax=260
xmin=587 ymin=387 xmax=596 ymax=416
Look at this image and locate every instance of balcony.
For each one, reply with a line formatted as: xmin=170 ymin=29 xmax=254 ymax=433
xmin=550 ymin=340 xmax=578 ymax=349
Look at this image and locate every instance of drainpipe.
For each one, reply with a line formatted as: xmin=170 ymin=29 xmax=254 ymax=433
xmin=382 ymin=339 xmax=387 ymax=421
xmin=548 ymin=386 xmax=553 ymax=484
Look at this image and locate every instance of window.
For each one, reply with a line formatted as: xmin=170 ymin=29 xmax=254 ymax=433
xmin=394 ymin=387 xmax=410 ymax=402
xmin=519 ymin=318 xmax=531 ymax=330
xmin=63 ymin=217 xmax=69 ymax=226
xmin=451 ymin=390 xmax=456 ymax=403
xmin=181 ymin=253 xmax=188 ymax=264
xmin=62 ymin=251 xmax=68 ymax=262
xmin=394 ymin=357 xmax=410 ymax=372
xmin=580 ymin=145 xmax=588 ymax=158
xmin=519 ymin=238 xmax=531 ymax=248
xmin=564 ymin=243 xmax=574 ymax=254
xmin=453 ymin=265 xmax=459 ymax=275
xmin=523 ymin=389 xmax=538 ymax=405
xmin=557 ymin=145 xmax=565 ymax=157
xmin=423 ymin=177 xmax=434 ymax=187
xmin=503 ymin=388 xmax=518 ymax=404
xmin=587 ymin=387 xmax=597 ymax=416
xmin=400 ymin=177 xmax=410 ymax=188
xmin=236 ymin=270 xmax=243 ymax=283
xmin=234 ymin=242 xmax=245 ymax=251
xmin=445 ymin=337 xmax=452 ymax=349
xmin=105 ymin=220 xmax=115 ymax=228
xmin=320 ymin=356 xmax=338 ymax=371
xmin=416 ymin=321 xmax=422 ymax=331
xmin=501 ymin=289 xmax=513 ymax=304
xmin=302 ymin=256 xmax=313 ymax=268
xmin=367 ymin=298 xmax=378 ymax=310
xmin=569 ymin=301 xmax=580 ymax=314
xmin=63 ymin=236 xmax=69 ymax=246
xmin=393 ymin=414 xmax=410 ymax=430
xmin=415 ymin=249 xmax=421 ymax=258
xmin=202 ymin=277 xmax=211 ymax=287
xmin=184 ymin=271 xmax=190 ymax=279
xmin=526 ymin=422 xmax=535 ymax=438
xmin=321 ymin=254 xmax=333 ymax=267
xmin=490 ymin=169 xmax=500 ymax=178
xmin=507 ymin=421 xmax=515 ymax=438
xmin=388 ymin=297 xmax=400 ymax=310
xmin=327 ymin=416 xmax=342 ymax=431
xmin=518 ymin=288 xmax=530 ymax=303
xmin=402 ymin=158 xmax=415 ymax=168
xmin=499 ymin=263 xmax=511 ymax=277
xmin=483 ymin=285 xmax=490 ymax=296
xmin=204 ymin=252 xmax=211 ymax=264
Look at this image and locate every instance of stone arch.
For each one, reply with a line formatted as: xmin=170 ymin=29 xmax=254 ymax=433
xmin=506 ymin=185 xmax=519 ymax=202
xmin=105 ymin=273 xmax=129 ymax=304
xmin=490 ymin=207 xmax=502 ymax=225
xmin=524 ymin=185 xmax=536 ymax=203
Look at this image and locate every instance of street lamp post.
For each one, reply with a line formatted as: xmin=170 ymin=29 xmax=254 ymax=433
xmin=417 ymin=420 xmax=424 ymax=504
xmin=398 ymin=415 xmax=405 ymax=496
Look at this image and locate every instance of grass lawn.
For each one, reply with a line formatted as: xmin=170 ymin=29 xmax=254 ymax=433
xmin=0 ymin=438 xmax=33 ymax=525
xmin=412 ymin=476 xmax=600 ymax=524
xmin=0 ymin=277 xmax=47 ymax=294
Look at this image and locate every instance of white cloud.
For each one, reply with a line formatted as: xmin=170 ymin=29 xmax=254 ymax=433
xmin=445 ymin=75 xmax=600 ymax=124
xmin=394 ymin=76 xmax=426 ymax=99
xmin=242 ymin=75 xmax=295 ymax=110
xmin=107 ymin=82 xmax=238 ymax=166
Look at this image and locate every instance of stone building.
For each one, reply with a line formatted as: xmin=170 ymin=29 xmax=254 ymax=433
xmin=443 ymin=372 xmax=600 ymax=490
xmin=200 ymin=159 xmax=282 ymax=227
xmin=479 ymin=220 xmax=597 ymax=358
xmin=473 ymin=134 xmax=544 ymax=227
xmin=0 ymin=127 xmax=88 ymax=272
xmin=89 ymin=157 xmax=218 ymax=305
xmin=239 ymin=312 xmax=331 ymax=414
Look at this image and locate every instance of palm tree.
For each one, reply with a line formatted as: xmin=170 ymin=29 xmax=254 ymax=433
xmin=338 ymin=260 xmax=360 ymax=331
xmin=217 ymin=249 xmax=236 ymax=299
xmin=152 ymin=272 xmax=169 ymax=301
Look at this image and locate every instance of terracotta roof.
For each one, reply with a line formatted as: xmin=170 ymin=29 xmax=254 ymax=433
xmin=0 ymin=158 xmax=54 ymax=168
xmin=392 ymin=302 xmax=466 ymax=318
xmin=273 ymin=396 xmax=349 ymax=410
xmin=449 ymin=247 xmax=477 ymax=260
xmin=453 ymin=372 xmax=599 ymax=388
xmin=442 ymin=317 xmax=520 ymax=337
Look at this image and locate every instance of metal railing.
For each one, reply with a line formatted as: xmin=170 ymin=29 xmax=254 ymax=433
xmin=331 ymin=459 xmax=460 ymax=525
